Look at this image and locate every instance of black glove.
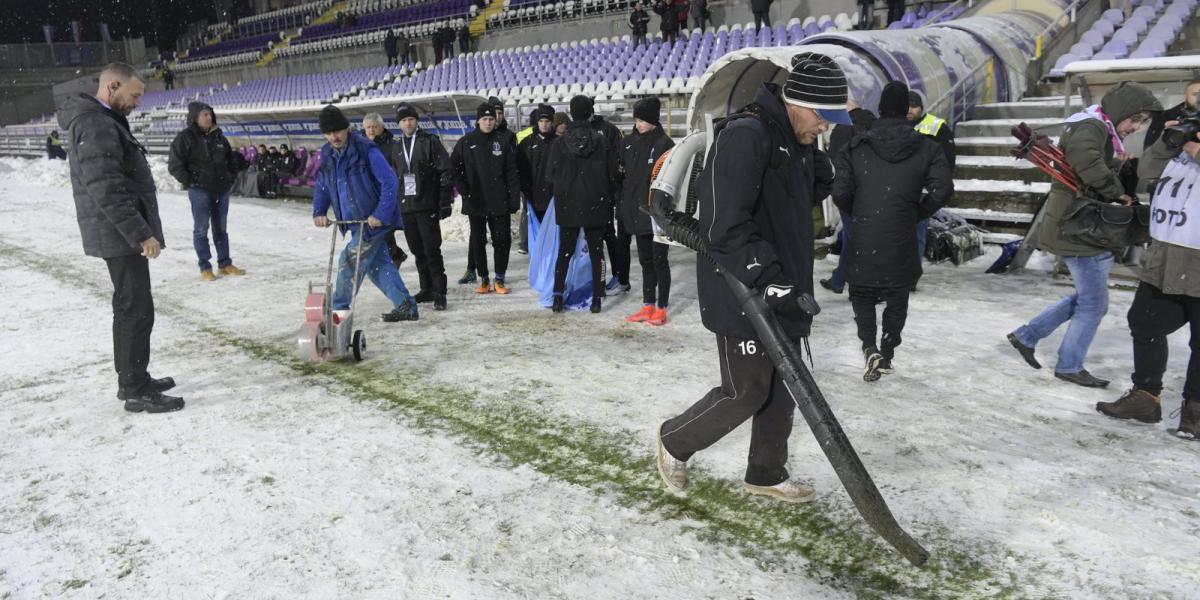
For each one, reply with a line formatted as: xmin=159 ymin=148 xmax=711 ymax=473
xmin=439 ymin=205 xmax=453 ymax=220
xmin=760 ymin=273 xmax=821 ymax=317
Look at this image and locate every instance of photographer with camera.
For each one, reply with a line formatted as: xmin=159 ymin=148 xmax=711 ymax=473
xmin=1144 ymin=79 xmax=1200 ymax=149
xmin=1095 ymin=112 xmax=1200 ymax=441
xmin=1006 ymin=82 xmax=1162 ymax=388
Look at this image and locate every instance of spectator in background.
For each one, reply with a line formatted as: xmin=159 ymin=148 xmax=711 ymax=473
xmin=554 ymin=111 xmax=569 ymax=136
xmin=458 ymin=21 xmax=472 ymax=55
xmin=630 ymin=1 xmax=651 ymax=48
xmin=675 ymin=0 xmax=690 ymax=35
xmin=857 ymin=0 xmax=875 ymax=29
xmin=398 ymin=32 xmax=412 ymax=65
xmin=751 ymin=0 xmax=772 ymax=32
xmin=45 ymin=130 xmax=67 ymax=160
xmin=384 ymin=29 xmax=399 ymax=66
xmin=279 ymin=143 xmax=297 ymax=177
xmin=654 ymin=0 xmax=680 ymax=45
xmin=162 ymin=66 xmax=175 ymax=91
xmin=433 ymin=28 xmax=446 ymax=63
xmin=887 ymin=0 xmax=905 ymax=25
xmin=441 ymin=24 xmax=457 ymax=60
xmin=692 ymin=0 xmax=710 ymax=32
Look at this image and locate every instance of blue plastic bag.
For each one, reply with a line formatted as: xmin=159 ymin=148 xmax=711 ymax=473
xmin=528 ymin=200 xmax=594 ymax=310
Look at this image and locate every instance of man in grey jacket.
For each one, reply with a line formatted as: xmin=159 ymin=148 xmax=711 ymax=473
xmin=58 ymin=63 xmax=184 ymax=414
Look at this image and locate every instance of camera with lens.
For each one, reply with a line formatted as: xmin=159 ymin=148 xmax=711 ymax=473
xmin=1163 ymin=112 xmax=1200 ymax=150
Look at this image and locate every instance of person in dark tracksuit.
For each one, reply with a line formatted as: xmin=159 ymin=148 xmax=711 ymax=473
xmin=577 ymin=97 xmax=629 ymax=295
xmin=832 ymin=82 xmax=953 ymax=382
xmin=620 ymin=97 xmax=675 ymax=326
xmin=389 ymin=103 xmax=454 ymax=311
xmin=518 ymin=104 xmax=557 ymax=243
xmin=459 ymin=97 xmax=518 ymax=285
xmin=820 ymin=101 xmax=876 ymax=295
xmin=451 ymin=102 xmax=521 ymax=294
xmin=168 ymin=101 xmax=249 ymax=281
xmin=655 ymin=53 xmax=845 ymax=503
xmin=362 ymin=113 xmax=411 ymax=269
xmin=546 ymin=95 xmax=622 ymax=314
xmin=59 ymin=62 xmax=184 ymax=413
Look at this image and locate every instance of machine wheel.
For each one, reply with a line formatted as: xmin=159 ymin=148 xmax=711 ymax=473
xmin=297 ymin=322 xmax=322 ymax=363
xmin=351 ymin=330 xmax=366 ymax=362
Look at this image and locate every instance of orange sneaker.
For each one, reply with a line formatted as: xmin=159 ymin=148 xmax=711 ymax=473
xmin=494 ymin=279 xmax=510 ymax=294
xmin=646 ymin=307 xmax=669 ymax=326
xmin=474 ymin=279 xmax=493 ymax=294
xmin=625 ymin=305 xmax=655 ymax=323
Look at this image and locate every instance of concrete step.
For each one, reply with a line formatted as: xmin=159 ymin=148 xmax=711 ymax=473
xmin=972 ymin=100 xmax=1083 ymax=120
xmin=956 ymin=117 xmax=1065 ymax=138
xmin=955 ymin=155 xmax=1049 ymax=183
xmin=949 ymin=178 xmax=1048 ymax=215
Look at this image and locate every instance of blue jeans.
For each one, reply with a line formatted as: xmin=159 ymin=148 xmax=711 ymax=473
xmin=829 ymin=209 xmax=851 ymax=291
xmin=1013 ymin=252 xmax=1114 ymax=373
xmin=188 ymin=188 xmax=231 ymax=271
xmin=332 ymin=228 xmax=414 ymax=311
xmin=916 ymin=217 xmax=929 ymax=262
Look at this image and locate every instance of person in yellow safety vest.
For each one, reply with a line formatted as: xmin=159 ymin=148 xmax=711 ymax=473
xmin=46 ymin=129 xmax=67 ymax=160
xmin=907 ymin=91 xmax=956 ymax=288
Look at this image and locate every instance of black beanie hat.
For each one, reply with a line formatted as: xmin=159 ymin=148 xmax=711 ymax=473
xmin=476 ymin=102 xmax=498 ymax=120
xmin=783 ymin=52 xmax=851 ymax=125
xmin=908 ymin=90 xmax=924 ymax=109
xmin=569 ymin=95 xmax=594 ymax=122
xmin=319 ymin=105 xmax=350 ymax=133
xmin=396 ymin=103 xmax=418 ymax=121
xmin=488 ymin=95 xmax=503 ymax=109
xmin=633 ymin=97 xmax=661 ymax=127
xmin=879 ymin=82 xmax=911 ymax=119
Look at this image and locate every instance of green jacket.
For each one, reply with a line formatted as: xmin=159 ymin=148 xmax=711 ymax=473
xmin=1136 ymin=138 xmax=1200 ymax=298
xmin=1035 ymin=82 xmax=1163 ymax=257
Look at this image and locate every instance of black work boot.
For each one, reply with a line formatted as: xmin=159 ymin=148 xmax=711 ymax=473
xmin=413 ymin=289 xmax=434 ymax=303
xmin=1096 ymin=388 xmax=1162 ymax=423
xmin=433 ymin=293 xmax=447 ymax=311
xmin=551 ymin=295 xmax=564 ymax=313
xmin=117 ymin=376 xmax=175 ymax=400
xmin=590 ymin=295 xmax=602 ymax=314
xmin=382 ymin=299 xmax=419 ymax=322
xmin=124 ymin=389 xmax=185 ymax=414
xmin=1171 ymin=399 xmax=1200 ymax=441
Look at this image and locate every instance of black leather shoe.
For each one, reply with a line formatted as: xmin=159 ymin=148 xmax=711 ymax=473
xmin=590 ymin=296 xmax=602 ymax=314
xmin=117 ymin=377 xmax=176 ymax=400
xmin=1007 ymin=333 xmax=1041 ymax=370
xmin=124 ymin=390 xmax=185 ymax=413
xmin=551 ymin=295 xmax=564 ymax=313
xmin=1055 ymin=369 xmax=1109 ymax=388
xmin=433 ymin=293 xmax=447 ymax=311
xmin=818 ymin=278 xmax=843 ymax=294
xmin=413 ymin=289 xmax=434 ymax=304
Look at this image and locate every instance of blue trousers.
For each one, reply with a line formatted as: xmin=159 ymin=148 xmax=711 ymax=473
xmin=188 ymin=188 xmax=231 ymax=271
xmin=332 ymin=228 xmax=413 ymax=311
xmin=1013 ymin=252 xmax=1114 ymax=373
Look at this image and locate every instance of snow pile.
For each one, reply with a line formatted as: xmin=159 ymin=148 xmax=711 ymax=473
xmin=0 ymin=156 xmax=182 ymax=193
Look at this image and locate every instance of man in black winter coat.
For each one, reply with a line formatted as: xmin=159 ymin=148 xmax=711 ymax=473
xmin=390 ymin=103 xmax=454 ymax=311
xmin=656 ymin=53 xmax=844 ymax=503
xmin=458 ymin=96 xmax=519 ymax=285
xmin=451 ymin=102 xmax=521 ymax=294
xmin=630 ymin=2 xmax=651 ymax=48
xmin=620 ymin=97 xmax=675 ymax=326
xmin=833 ymin=82 xmax=953 ymax=382
xmin=518 ymin=104 xmax=557 ymax=249
xmin=168 ymin=101 xmax=249 ymax=281
xmin=384 ymin=29 xmax=399 ymax=66
xmin=59 ymin=62 xmax=183 ymax=414
xmin=751 ymin=0 xmax=772 ymax=31
xmin=363 ymin=112 xmax=410 ymax=269
xmin=820 ymin=100 xmax=876 ymax=295
xmin=1143 ymin=79 xmax=1199 ymax=149
xmin=575 ymin=97 xmax=629 ymax=295
xmin=546 ymin=95 xmax=622 ymax=314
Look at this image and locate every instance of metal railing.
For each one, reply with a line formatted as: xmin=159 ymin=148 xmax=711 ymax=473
xmin=919 ymin=0 xmax=972 ymax=28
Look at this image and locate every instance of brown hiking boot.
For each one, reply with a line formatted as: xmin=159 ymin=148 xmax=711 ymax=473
xmin=1171 ymin=400 xmax=1200 ymax=441
xmin=1096 ymin=389 xmax=1162 ymax=424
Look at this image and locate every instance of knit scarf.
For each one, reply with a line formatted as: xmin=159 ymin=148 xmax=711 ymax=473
xmin=1064 ymin=104 xmax=1124 ymax=157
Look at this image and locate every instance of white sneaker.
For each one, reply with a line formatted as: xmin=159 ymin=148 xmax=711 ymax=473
xmin=655 ymin=424 xmax=688 ymax=492
xmin=744 ymin=478 xmax=816 ymax=503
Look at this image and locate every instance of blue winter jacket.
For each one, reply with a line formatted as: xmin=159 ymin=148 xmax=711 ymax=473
xmin=313 ymin=131 xmax=402 ymax=238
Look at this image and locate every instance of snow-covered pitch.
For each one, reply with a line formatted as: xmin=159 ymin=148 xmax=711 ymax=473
xmin=1 ymin=157 xmax=1196 ymax=599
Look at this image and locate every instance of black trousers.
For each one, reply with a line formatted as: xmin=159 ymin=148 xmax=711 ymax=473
xmin=849 ymin=285 xmax=910 ymax=358
xmin=753 ymin=11 xmax=770 ymax=31
xmin=402 ymin=210 xmax=447 ymax=295
xmin=1129 ymin=281 xmax=1200 ymax=401
xmin=469 ymin=214 xmax=511 ymax=279
xmin=661 ymin=334 xmax=795 ymax=486
xmin=105 ymin=255 xmax=155 ymax=394
xmin=554 ymin=226 xmax=605 ymax=297
xmin=635 ymin=233 xmax=671 ymax=307
xmin=606 ymin=219 xmax=630 ymax=286
xmin=386 ymin=53 xmax=398 ymax=66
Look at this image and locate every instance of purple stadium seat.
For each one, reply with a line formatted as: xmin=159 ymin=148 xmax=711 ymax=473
xmin=1101 ymin=39 xmax=1129 ymax=57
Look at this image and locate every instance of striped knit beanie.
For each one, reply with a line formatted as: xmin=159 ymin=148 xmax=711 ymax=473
xmin=783 ymin=52 xmax=852 ymax=125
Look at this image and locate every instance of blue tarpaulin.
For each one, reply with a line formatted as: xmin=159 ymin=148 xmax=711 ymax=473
xmin=528 ymin=200 xmax=594 ymax=310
